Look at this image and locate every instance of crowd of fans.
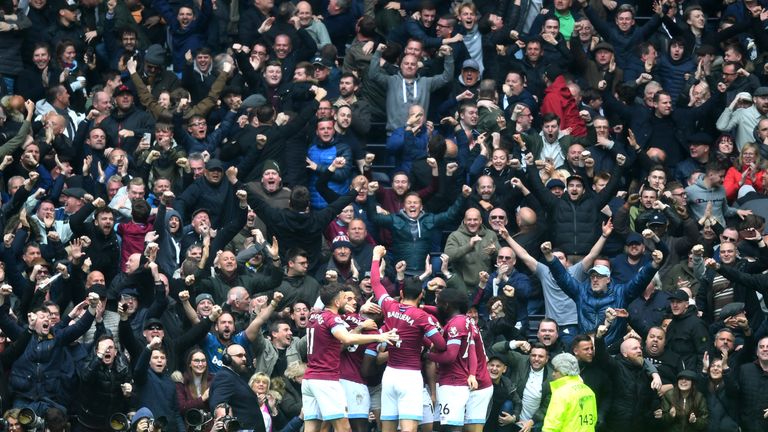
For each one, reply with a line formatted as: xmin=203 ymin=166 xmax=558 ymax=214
xmin=2 ymin=0 xmax=768 ymax=431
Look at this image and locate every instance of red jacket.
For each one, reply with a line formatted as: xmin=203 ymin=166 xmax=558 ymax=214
xmin=540 ymin=75 xmax=587 ymax=137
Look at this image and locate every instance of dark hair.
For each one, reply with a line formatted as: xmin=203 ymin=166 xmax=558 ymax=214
xmin=183 ymin=349 xmax=210 ymax=398
xmin=541 ymin=112 xmax=560 ymax=124
xmin=401 ymin=277 xmax=423 ymax=300
xmin=131 ymin=198 xmax=150 ymax=223
xmin=289 ymin=186 xmax=310 ymax=211
xmin=320 ymin=283 xmax=345 ymax=306
xmin=705 ymin=160 xmax=728 ymax=173
xmin=539 ymin=317 xmax=559 ymax=331
xmin=256 ymin=105 xmax=275 ymax=123
xmin=286 ymin=248 xmax=308 ymax=263
xmin=570 ymin=334 xmax=593 ymax=351
xmin=269 ymin=319 xmax=291 ymax=336
xmin=358 ymin=16 xmax=377 ymax=38
xmin=340 ymin=72 xmax=359 ymax=86
xmin=437 ymin=288 xmax=468 ymax=314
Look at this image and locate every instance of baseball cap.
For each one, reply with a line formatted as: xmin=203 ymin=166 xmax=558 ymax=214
xmin=312 ymin=56 xmax=333 ymax=68
xmin=61 ymin=187 xmax=87 ymax=199
xmin=647 ymin=212 xmax=667 ymax=226
xmin=143 ymin=318 xmax=164 ymax=330
xmin=587 ymin=265 xmax=610 ymax=277
xmin=719 ymin=302 xmax=745 ymax=319
xmin=546 ymin=179 xmax=565 ymax=190
xmin=462 ymin=59 xmax=480 ymax=71
xmin=113 ymin=84 xmax=133 ymax=97
xmin=625 ymin=232 xmax=643 ymax=245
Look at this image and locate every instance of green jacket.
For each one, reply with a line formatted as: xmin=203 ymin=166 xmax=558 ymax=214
xmin=543 ymin=375 xmax=598 ymax=432
xmin=444 ymin=224 xmax=499 ymax=290
xmin=367 ymin=196 xmax=465 ymax=273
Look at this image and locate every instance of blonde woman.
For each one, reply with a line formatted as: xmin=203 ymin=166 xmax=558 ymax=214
xmin=724 ymin=141 xmax=765 ymax=202
xmin=250 ymin=372 xmax=283 ymax=432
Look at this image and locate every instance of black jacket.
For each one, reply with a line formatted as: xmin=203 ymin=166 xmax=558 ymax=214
xmin=527 ymin=163 xmax=623 ymax=255
xmin=726 ymin=361 xmax=768 ymax=432
xmin=76 ymin=352 xmax=132 ymax=429
xmin=249 ymin=189 xmax=356 ymax=272
xmin=594 ymin=335 xmax=660 ymax=432
xmin=69 ymin=202 xmax=121 ymax=284
xmin=665 ymin=305 xmax=710 ymax=372
xmin=209 ymin=366 xmax=267 ymax=432
xmin=99 ymin=105 xmax=156 ymax=156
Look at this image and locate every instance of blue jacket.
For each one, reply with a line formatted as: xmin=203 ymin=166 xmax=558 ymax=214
xmin=1 ymin=306 xmax=95 ymax=408
xmin=546 ymin=258 xmax=657 ymax=347
xmin=152 ymin=0 xmax=212 ymax=72
xmin=386 ymin=127 xmax=429 ymax=174
xmin=582 ymin=6 xmax=662 ymax=69
xmin=134 ymin=347 xmax=185 ymax=432
xmin=307 ymin=136 xmax=352 ymax=209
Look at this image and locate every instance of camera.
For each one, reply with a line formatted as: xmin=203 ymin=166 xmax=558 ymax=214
xmin=150 ymin=416 xmax=168 ymax=431
xmin=109 ymin=413 xmax=130 ymax=431
xmin=18 ymin=408 xmax=44 ymax=431
xmin=185 ymin=409 xmax=212 ymax=430
xmin=221 ymin=416 xmax=240 ymax=432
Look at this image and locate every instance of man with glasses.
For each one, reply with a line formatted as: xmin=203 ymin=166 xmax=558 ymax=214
xmin=473 ymin=246 xmax=532 ymax=328
xmin=210 ymin=343 xmax=268 ymax=432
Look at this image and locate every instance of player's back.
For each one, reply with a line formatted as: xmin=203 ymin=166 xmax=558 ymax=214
xmin=305 ymin=309 xmax=347 ymax=380
xmin=469 ymin=317 xmax=493 ymax=388
xmin=381 ymin=298 xmax=439 ymax=370
xmin=436 ymin=314 xmax=473 ymax=385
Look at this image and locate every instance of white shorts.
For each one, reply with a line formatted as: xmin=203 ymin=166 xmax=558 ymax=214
xmin=368 ymin=384 xmax=381 ymax=411
xmin=381 ymin=367 xmax=423 ymax=422
xmin=301 ymin=379 xmax=347 ymax=421
xmin=421 ymin=386 xmax=437 ymax=425
xmin=340 ymin=379 xmax=370 ymax=419
xmin=436 ymin=385 xmax=470 ymax=426
xmin=465 ymin=386 xmax=493 ymax=424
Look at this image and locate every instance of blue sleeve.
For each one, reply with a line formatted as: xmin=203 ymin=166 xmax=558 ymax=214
xmin=328 ymin=144 xmax=353 ymax=183
xmin=620 ymin=263 xmax=656 ymax=303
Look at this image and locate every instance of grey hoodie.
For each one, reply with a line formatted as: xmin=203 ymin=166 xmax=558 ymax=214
xmin=685 ymin=176 xmax=737 ymax=226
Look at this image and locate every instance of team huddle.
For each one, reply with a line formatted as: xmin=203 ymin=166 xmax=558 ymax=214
xmin=302 ymin=246 xmax=493 ymax=432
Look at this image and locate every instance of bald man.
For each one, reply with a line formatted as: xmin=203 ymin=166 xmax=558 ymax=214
xmin=594 ymin=327 xmax=662 ymax=432
xmin=445 ymin=207 xmax=501 ymax=292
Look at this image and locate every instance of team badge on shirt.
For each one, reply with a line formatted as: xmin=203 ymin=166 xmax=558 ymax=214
xmin=448 ymin=326 xmax=459 ymax=338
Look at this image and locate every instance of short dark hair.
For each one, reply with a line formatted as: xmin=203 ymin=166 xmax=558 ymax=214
xmin=541 ymin=112 xmax=560 ymax=124
xmin=289 ymin=187 xmax=310 ymax=211
xmin=286 ymin=248 xmax=308 ymax=263
xmin=436 ymin=288 xmax=468 ymax=314
xmin=320 ymin=283 xmax=346 ymax=305
xmin=570 ymin=334 xmax=593 ymax=351
xmin=131 ymin=199 xmax=150 ymax=223
xmin=269 ymin=319 xmax=291 ymax=336
xmin=401 ymin=277 xmax=424 ymax=300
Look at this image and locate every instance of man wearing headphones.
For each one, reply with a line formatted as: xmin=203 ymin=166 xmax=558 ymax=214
xmin=209 ymin=343 xmax=266 ymax=432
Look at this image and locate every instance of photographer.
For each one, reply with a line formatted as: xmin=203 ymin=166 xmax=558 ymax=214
xmin=75 ymin=335 xmax=132 ymax=431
